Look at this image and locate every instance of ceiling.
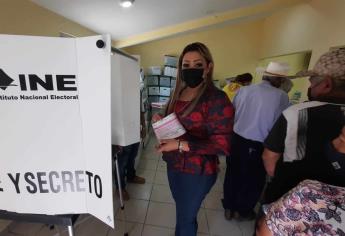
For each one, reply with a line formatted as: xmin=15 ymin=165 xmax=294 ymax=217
xmin=30 ymin=0 xmax=302 ymax=48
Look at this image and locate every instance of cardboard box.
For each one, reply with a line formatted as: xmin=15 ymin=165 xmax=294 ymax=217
xmin=159 ymin=87 xmax=171 ymax=96
xmin=163 ymin=66 xmax=177 ymax=77
xmin=148 ymin=86 xmax=160 ymax=96
xmin=159 ymin=96 xmax=170 ymax=104
xmin=170 ymin=79 xmax=176 ymax=88
xmin=148 ymin=66 xmax=161 ymax=75
xmin=159 ymin=76 xmax=171 ymax=87
xmin=148 ymin=95 xmax=159 ymax=103
xmin=146 ymin=75 xmax=159 ymax=86
xmin=164 ymin=55 xmax=178 ymax=67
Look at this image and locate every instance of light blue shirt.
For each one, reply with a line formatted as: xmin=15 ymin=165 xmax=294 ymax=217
xmin=233 ymin=80 xmax=290 ymax=142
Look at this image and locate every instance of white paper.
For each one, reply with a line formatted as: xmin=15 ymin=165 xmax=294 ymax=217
xmin=152 ymin=113 xmax=186 ymax=140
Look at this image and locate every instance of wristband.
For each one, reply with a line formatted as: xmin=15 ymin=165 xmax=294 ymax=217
xmin=178 ymin=140 xmax=184 ymax=153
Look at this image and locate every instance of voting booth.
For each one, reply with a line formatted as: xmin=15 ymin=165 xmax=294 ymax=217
xmin=111 ymin=50 xmax=140 ymax=146
xmin=0 ymin=34 xmax=114 ymax=232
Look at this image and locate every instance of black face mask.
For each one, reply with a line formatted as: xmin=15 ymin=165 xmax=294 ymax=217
xmin=181 ymin=68 xmax=204 ymax=88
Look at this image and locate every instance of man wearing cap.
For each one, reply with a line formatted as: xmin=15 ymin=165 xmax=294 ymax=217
xmin=222 ymin=62 xmax=291 ymax=221
xmin=223 ymin=73 xmax=253 ymax=101
xmin=262 ymin=48 xmax=345 ymax=204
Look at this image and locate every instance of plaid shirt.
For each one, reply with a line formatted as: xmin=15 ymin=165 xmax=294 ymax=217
xmin=162 ymin=85 xmax=234 ymax=175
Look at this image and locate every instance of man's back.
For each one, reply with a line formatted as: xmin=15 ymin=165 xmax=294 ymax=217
xmin=264 ymin=102 xmax=345 ymax=202
xmin=233 ymin=80 xmax=289 ymax=142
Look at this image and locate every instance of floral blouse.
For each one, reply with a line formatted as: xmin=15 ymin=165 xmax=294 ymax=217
xmin=263 ymin=179 xmax=345 ymax=236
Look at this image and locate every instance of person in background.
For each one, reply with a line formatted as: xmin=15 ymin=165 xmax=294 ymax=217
xmin=261 ymin=48 xmax=345 ymax=204
xmin=153 ymin=42 xmax=234 ymax=236
xmin=222 ymin=62 xmax=291 ymax=221
xmin=222 ymin=73 xmax=253 ymax=101
xmin=256 ymin=126 xmax=345 ymax=236
xmin=279 ymin=77 xmax=293 ymax=94
xmin=112 ymin=107 xmax=147 ymax=201
xmin=112 ymin=144 xmax=146 ymax=200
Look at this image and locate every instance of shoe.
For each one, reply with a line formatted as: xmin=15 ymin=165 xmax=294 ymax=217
xmin=127 ymin=175 xmax=146 ymax=184
xmin=117 ymin=189 xmax=130 ymax=201
xmin=224 ymin=209 xmax=234 ymax=220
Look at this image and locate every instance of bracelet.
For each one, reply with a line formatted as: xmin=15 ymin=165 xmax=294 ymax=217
xmin=178 ymin=140 xmax=184 ymax=153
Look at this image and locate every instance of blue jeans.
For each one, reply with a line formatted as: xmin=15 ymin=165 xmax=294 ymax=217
xmin=168 ymin=170 xmax=217 ymax=236
xmin=112 ymin=142 xmax=140 ymax=189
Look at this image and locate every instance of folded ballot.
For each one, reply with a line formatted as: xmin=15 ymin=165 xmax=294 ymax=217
xmin=152 ymin=113 xmax=186 ymax=140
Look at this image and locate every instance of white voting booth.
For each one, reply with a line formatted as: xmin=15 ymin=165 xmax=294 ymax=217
xmin=0 ymin=34 xmax=120 ymax=231
xmin=111 ymin=51 xmax=140 ymax=146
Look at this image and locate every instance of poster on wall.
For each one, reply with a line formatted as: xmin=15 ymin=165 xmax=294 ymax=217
xmin=0 ymin=34 xmax=114 ymax=227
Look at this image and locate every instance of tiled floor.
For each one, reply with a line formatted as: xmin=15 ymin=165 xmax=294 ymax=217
xmin=0 ymin=137 xmax=255 ymax=236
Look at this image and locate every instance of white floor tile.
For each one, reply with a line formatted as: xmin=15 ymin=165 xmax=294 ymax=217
xmin=151 ymin=184 xmax=174 ymax=204
xmin=142 ymin=225 xmax=210 ymax=236
xmin=6 ymin=222 xmax=45 ymax=235
xmin=145 ymin=201 xmax=209 ymax=234
xmin=73 ymin=217 xmax=109 ymax=236
xmin=112 ymin=198 xmax=122 ymax=218
xmin=218 ymin=155 xmax=226 ymax=165
xmin=145 ymin=202 xmax=175 ymax=228
xmin=197 ymin=208 xmax=209 ymax=234
xmin=34 ymin=224 xmax=61 ymax=236
xmin=126 ymin=183 xmax=153 ymax=201
xmin=206 ymin=209 xmax=242 ymax=236
xmin=210 ymin=176 xmax=223 ymax=193
xmin=203 ymin=190 xmax=223 ymax=210
xmin=238 ymin=220 xmax=255 ymax=236
xmin=218 ymin=173 xmax=226 ymax=183
xmin=0 ymin=220 xmax=11 ymax=233
xmin=135 ymin=169 xmax=156 ymax=183
xmin=137 ymin=159 xmax=158 ymax=171
xmin=108 ymin=220 xmax=143 ymax=236
xmin=157 ymin=160 xmax=167 ymax=172
xmin=142 ymin=225 xmax=175 ymax=236
xmin=115 ymin=199 xmax=149 ymax=223
xmin=153 ymin=171 xmax=169 ymax=185
xmin=141 ymin=150 xmax=161 ymax=161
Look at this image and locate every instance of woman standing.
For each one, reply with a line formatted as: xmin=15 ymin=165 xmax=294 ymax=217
xmin=154 ymin=42 xmax=234 ymax=236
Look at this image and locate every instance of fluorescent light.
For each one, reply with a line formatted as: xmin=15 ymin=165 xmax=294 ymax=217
xmin=120 ymin=0 xmax=134 ymax=8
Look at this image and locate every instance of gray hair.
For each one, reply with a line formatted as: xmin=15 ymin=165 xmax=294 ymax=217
xmin=280 ymin=78 xmax=293 ymax=93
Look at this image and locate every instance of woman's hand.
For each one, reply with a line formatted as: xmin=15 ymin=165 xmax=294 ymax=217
xmin=332 ymin=126 xmax=345 ymax=154
xmin=156 ymin=139 xmax=179 ymax=152
xmin=152 ymin=113 xmax=163 ymax=123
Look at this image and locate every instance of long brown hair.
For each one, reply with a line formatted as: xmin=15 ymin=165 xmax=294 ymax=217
xmin=166 ymin=42 xmax=214 ymax=117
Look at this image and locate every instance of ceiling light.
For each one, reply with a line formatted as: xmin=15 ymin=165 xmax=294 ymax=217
xmin=119 ymin=0 xmax=134 ymax=8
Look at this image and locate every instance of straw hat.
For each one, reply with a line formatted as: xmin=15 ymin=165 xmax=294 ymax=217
xmin=257 ymin=62 xmax=294 ymax=78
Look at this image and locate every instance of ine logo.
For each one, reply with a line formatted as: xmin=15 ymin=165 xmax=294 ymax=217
xmin=0 ymin=69 xmax=17 ymax=91
xmin=0 ymin=68 xmax=77 ymax=92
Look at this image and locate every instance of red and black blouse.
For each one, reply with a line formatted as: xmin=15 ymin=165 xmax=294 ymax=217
xmin=162 ymin=85 xmax=234 ymax=175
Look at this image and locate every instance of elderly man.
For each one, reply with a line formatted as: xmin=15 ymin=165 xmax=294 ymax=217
xmin=222 ymin=62 xmax=291 ymax=221
xmin=262 ymin=48 xmax=345 ymax=204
